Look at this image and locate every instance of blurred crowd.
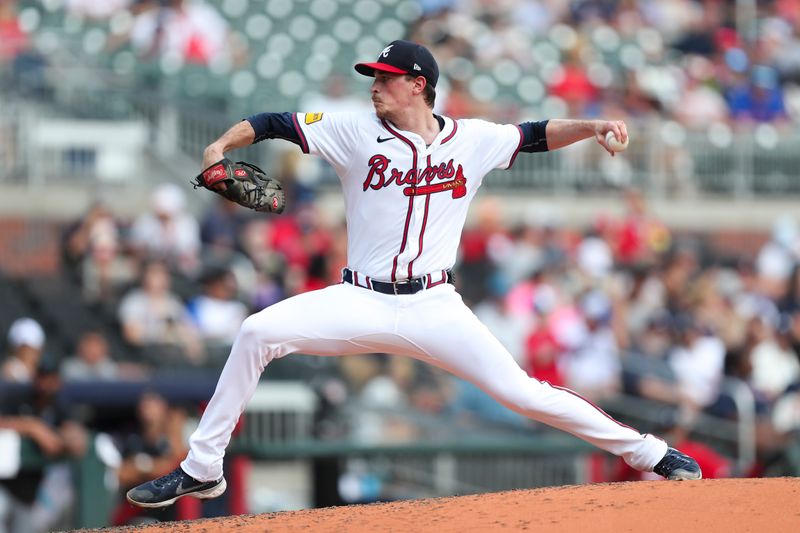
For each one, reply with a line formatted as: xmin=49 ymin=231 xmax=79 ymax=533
xmin=2 ymin=0 xmax=800 ymax=128
xmin=1 ymin=0 xmax=242 ymax=67
xmin=411 ymin=0 xmax=800 ymax=128
xmin=4 ymin=175 xmax=800 ymax=524
xmin=3 ymin=0 xmax=800 ymax=529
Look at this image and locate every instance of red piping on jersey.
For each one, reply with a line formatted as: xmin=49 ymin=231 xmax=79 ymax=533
xmin=440 ymin=119 xmax=458 ymax=144
xmin=291 ymin=113 xmax=309 ymax=154
xmin=507 ymin=124 xmax=524 ymax=169
xmin=382 ymin=119 xmax=417 ymax=282
xmin=407 ymin=154 xmax=433 ymax=278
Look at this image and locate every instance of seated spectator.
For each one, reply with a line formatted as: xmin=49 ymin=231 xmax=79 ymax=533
xmin=614 ymin=188 xmax=671 ymax=266
xmin=725 ymin=66 xmax=788 ymax=123
xmin=129 ymin=0 xmax=243 ymax=65
xmin=129 ymin=183 xmax=201 ymax=277
xmin=559 ymin=291 xmax=621 ymax=401
xmin=0 ymin=0 xmax=27 ymax=68
xmin=459 ymin=198 xmax=514 ymax=305
xmin=756 ymin=215 xmax=800 ymax=300
xmin=61 ymin=330 xmax=119 ymax=381
xmin=0 ymin=0 xmax=48 ymax=95
xmin=198 ymin=197 xmax=260 ymax=301
xmin=62 ymin=202 xmax=112 ymax=277
xmin=112 ymin=391 xmax=187 ymax=525
xmin=673 ymin=56 xmax=730 ymax=129
xmin=668 ymin=313 xmax=726 ymax=411
xmin=525 ymin=321 xmax=564 ymax=387
xmin=623 ymin=313 xmax=681 ymax=404
xmin=60 ymin=201 xmax=137 ymax=312
xmin=575 ymin=228 xmax=614 ymax=281
xmin=548 ymin=53 xmax=600 ymax=116
xmin=199 ymin=197 xmax=251 ymax=255
xmin=187 ymin=265 xmax=248 ymax=349
xmin=748 ymin=314 xmax=800 ymax=402
xmin=771 ymin=383 xmax=800 ymax=443
xmin=1 ymin=318 xmax=46 ymax=383
xmin=778 ymin=264 xmax=800 ymax=314
xmin=524 ymin=282 xmax=572 ymax=386
xmin=0 ymin=363 xmax=88 ymax=532
xmin=623 ymin=262 xmax=667 ymax=337
xmin=80 ymin=210 xmax=138 ymax=310
xmin=118 ymin=260 xmax=205 ymax=367
xmin=61 ymin=330 xmax=147 ymax=382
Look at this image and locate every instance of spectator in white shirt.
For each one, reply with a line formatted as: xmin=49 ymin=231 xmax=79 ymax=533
xmin=129 ymin=183 xmax=201 ymax=276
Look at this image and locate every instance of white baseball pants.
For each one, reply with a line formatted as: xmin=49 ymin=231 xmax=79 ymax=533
xmin=181 ymin=282 xmax=667 ymax=482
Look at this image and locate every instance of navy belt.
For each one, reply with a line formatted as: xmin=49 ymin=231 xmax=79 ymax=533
xmin=342 ymin=268 xmax=454 ymax=295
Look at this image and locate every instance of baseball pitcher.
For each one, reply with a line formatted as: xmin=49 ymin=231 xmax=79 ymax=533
xmin=128 ymin=40 xmax=701 ymax=508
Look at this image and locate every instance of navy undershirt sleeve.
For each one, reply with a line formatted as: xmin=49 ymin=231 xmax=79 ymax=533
xmin=518 ymin=120 xmax=549 ymax=152
xmin=246 ymin=112 xmax=302 ymax=146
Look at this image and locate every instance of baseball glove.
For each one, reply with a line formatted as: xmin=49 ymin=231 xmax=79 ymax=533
xmin=192 ymin=158 xmax=285 ymax=214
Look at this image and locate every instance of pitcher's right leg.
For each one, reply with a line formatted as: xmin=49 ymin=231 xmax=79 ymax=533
xmin=396 ymin=285 xmax=671 ymax=473
xmin=181 ymin=284 xmax=399 ymax=482
xmin=128 ymin=283 xmax=398 ymax=508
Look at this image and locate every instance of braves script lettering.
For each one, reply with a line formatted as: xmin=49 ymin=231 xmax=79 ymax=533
xmin=363 ymin=155 xmax=466 ymax=198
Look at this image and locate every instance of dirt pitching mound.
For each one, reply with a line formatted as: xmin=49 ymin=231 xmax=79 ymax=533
xmin=95 ymin=478 xmax=799 ymax=532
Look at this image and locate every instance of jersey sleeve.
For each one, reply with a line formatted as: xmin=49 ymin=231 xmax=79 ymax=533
xmin=464 ymin=119 xmax=524 ymax=171
xmin=293 ymin=112 xmax=361 ymax=173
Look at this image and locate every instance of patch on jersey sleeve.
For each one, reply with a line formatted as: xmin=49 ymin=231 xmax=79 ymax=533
xmin=304 ymin=112 xmax=324 ymax=125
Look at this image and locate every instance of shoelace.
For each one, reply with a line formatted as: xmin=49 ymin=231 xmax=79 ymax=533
xmin=153 ymin=468 xmax=184 ymax=488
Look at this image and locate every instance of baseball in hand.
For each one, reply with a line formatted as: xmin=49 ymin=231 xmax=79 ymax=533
xmin=605 ymin=131 xmax=629 ymax=152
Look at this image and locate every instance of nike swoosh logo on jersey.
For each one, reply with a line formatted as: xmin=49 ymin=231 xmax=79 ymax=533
xmin=377 ymin=136 xmax=395 ymax=143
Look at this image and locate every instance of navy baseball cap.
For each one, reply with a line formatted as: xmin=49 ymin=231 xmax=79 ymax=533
xmin=355 ymin=40 xmax=439 ymax=88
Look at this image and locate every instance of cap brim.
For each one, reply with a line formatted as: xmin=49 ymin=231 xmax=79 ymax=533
xmin=354 ymin=62 xmax=408 ymax=77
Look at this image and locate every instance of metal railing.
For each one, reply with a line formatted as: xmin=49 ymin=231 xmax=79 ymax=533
xmin=3 ymin=91 xmax=800 ymax=201
xmin=720 ymin=378 xmax=757 ymax=474
xmin=9 ymin=373 xmax=762 ymax=528
xmin=490 ymin=124 xmax=800 ymax=198
xmin=340 ymin=451 xmax=590 ymax=499
xmin=600 ymin=376 xmax=757 ymax=475
xmin=235 ymin=382 xmax=318 ymax=447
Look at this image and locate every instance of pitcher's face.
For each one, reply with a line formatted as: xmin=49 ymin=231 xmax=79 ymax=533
xmin=370 ymin=72 xmax=417 ymax=120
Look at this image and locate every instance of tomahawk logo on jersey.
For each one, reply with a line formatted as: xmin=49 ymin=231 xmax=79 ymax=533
xmin=291 ymin=112 xmax=523 ymax=282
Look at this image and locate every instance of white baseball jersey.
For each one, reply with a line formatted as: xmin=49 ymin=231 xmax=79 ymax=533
xmin=293 ymin=112 xmax=522 ymax=282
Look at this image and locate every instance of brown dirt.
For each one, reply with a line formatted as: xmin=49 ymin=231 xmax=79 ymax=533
xmin=85 ymin=478 xmax=799 ymax=533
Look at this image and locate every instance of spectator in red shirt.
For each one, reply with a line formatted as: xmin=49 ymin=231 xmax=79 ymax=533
xmin=548 ymin=53 xmax=600 ymax=116
xmin=525 ymin=325 xmax=564 ymax=387
xmin=0 ymin=0 xmax=27 ymax=65
xmin=615 ymin=188 xmax=671 ymax=265
xmin=525 ymin=284 xmax=566 ymax=387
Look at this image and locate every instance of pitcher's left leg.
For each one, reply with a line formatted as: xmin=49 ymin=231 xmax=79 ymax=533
xmin=399 ymin=286 xmax=668 ymax=472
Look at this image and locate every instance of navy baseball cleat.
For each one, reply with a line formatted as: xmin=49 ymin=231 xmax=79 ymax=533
xmin=653 ymin=447 xmax=702 ymax=480
xmin=126 ymin=467 xmax=226 ymax=508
